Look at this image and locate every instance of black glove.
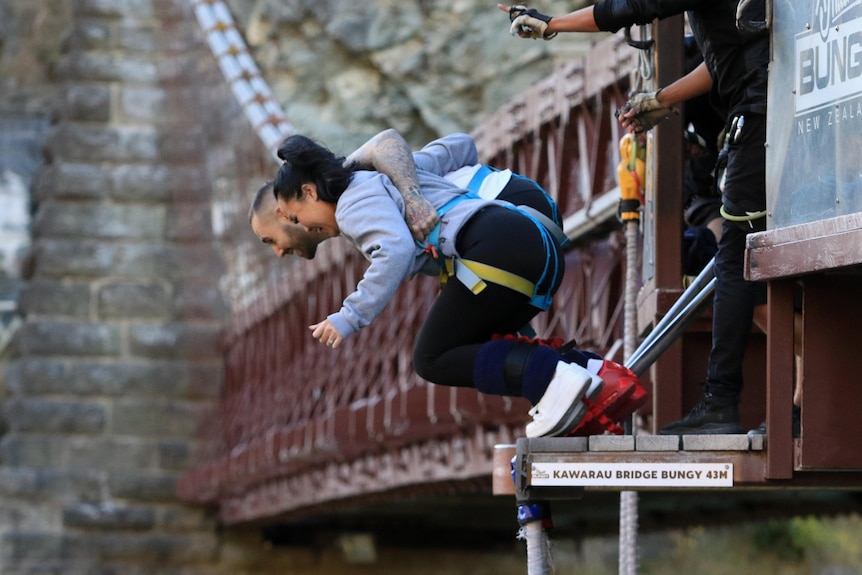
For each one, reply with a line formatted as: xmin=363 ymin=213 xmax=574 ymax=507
xmin=508 ymin=5 xmax=556 ymax=40
xmin=615 ymin=90 xmax=675 ymax=132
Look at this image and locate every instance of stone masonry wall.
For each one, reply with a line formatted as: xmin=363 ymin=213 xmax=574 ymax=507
xmin=0 ymin=0 xmax=276 ymax=572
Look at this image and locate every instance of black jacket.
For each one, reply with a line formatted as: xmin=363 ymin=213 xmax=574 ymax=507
xmin=593 ymin=0 xmax=769 ymax=117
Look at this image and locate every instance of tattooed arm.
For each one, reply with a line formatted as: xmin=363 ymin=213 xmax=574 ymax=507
xmin=344 ymin=129 xmax=438 ymax=241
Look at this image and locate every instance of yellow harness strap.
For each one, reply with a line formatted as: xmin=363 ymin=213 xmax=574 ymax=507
xmin=440 ymin=258 xmax=535 ymax=299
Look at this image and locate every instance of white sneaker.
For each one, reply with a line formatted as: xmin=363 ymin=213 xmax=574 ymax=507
xmin=525 ymin=361 xmax=601 ymax=438
xmin=554 ymin=370 xmax=604 ymax=436
xmin=571 ymin=375 xmax=606 ymax=421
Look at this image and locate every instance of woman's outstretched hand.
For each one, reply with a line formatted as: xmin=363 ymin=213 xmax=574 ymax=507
xmin=310 ymin=319 xmax=343 ymax=349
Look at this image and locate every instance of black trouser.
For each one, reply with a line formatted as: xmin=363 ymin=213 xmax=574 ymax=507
xmin=706 ymin=112 xmax=767 ymax=402
xmin=412 ymin=205 xmax=565 ymax=388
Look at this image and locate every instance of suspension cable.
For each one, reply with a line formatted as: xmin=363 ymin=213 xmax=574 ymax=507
xmin=188 ymin=0 xmax=294 ymax=159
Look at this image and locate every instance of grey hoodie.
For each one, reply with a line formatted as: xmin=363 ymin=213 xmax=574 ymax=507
xmin=327 ymin=133 xmax=504 ymax=339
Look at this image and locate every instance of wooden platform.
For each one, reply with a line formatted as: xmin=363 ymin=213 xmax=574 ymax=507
xmin=744 ymin=214 xmax=862 ymax=478
xmin=493 ymin=435 xmax=862 ymax=502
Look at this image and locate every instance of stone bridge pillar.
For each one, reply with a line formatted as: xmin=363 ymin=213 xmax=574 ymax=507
xmin=0 ymin=0 xmax=274 ymax=571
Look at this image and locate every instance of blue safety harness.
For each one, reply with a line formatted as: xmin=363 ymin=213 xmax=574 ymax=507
xmin=422 ymin=166 xmax=565 ymax=310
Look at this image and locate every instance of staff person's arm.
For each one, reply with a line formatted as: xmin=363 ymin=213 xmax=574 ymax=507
xmin=496 ymin=4 xmax=599 ymax=38
xmin=618 ymin=62 xmax=713 ymax=133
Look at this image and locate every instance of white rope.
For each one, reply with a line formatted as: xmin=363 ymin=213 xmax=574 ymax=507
xmin=619 ymin=489 xmax=639 ymax=574
xmin=635 ymin=24 xmax=653 ymax=89
xmin=188 ymin=0 xmax=295 ymax=159
xmin=618 ymin=22 xmax=652 ymax=575
xmin=618 ymin=221 xmax=641 ymax=575
xmin=519 ymin=523 xmax=554 ymax=575
xmin=623 ymin=222 xmax=640 ymax=366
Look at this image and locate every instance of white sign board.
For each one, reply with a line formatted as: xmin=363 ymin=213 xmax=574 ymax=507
xmin=530 ymin=462 xmax=733 ymax=488
xmin=768 ymin=1 xmax=862 ymax=227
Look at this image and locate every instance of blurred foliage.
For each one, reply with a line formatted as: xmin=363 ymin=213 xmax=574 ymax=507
xmin=548 ymin=513 xmax=862 ymax=575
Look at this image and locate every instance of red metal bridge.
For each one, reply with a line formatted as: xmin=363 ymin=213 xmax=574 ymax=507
xmin=176 ymin=31 xmax=641 ymax=524
xmin=177 ymin=17 xmax=862 ymax=533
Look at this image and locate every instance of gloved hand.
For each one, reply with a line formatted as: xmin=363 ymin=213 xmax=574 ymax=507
xmin=615 ymin=90 xmax=675 ymax=133
xmin=507 ymin=5 xmax=556 ymax=39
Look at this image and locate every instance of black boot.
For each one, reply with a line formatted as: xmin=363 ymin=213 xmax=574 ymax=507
xmin=659 ymin=392 xmax=743 ymax=435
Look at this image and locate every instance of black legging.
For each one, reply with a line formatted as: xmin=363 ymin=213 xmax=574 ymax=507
xmin=412 ymin=205 xmax=565 ymax=388
xmin=496 ymin=174 xmax=562 ymax=227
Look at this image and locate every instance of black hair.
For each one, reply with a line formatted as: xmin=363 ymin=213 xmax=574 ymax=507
xmin=273 ymin=135 xmax=353 ymax=204
xmin=248 ymin=180 xmax=274 ymax=223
